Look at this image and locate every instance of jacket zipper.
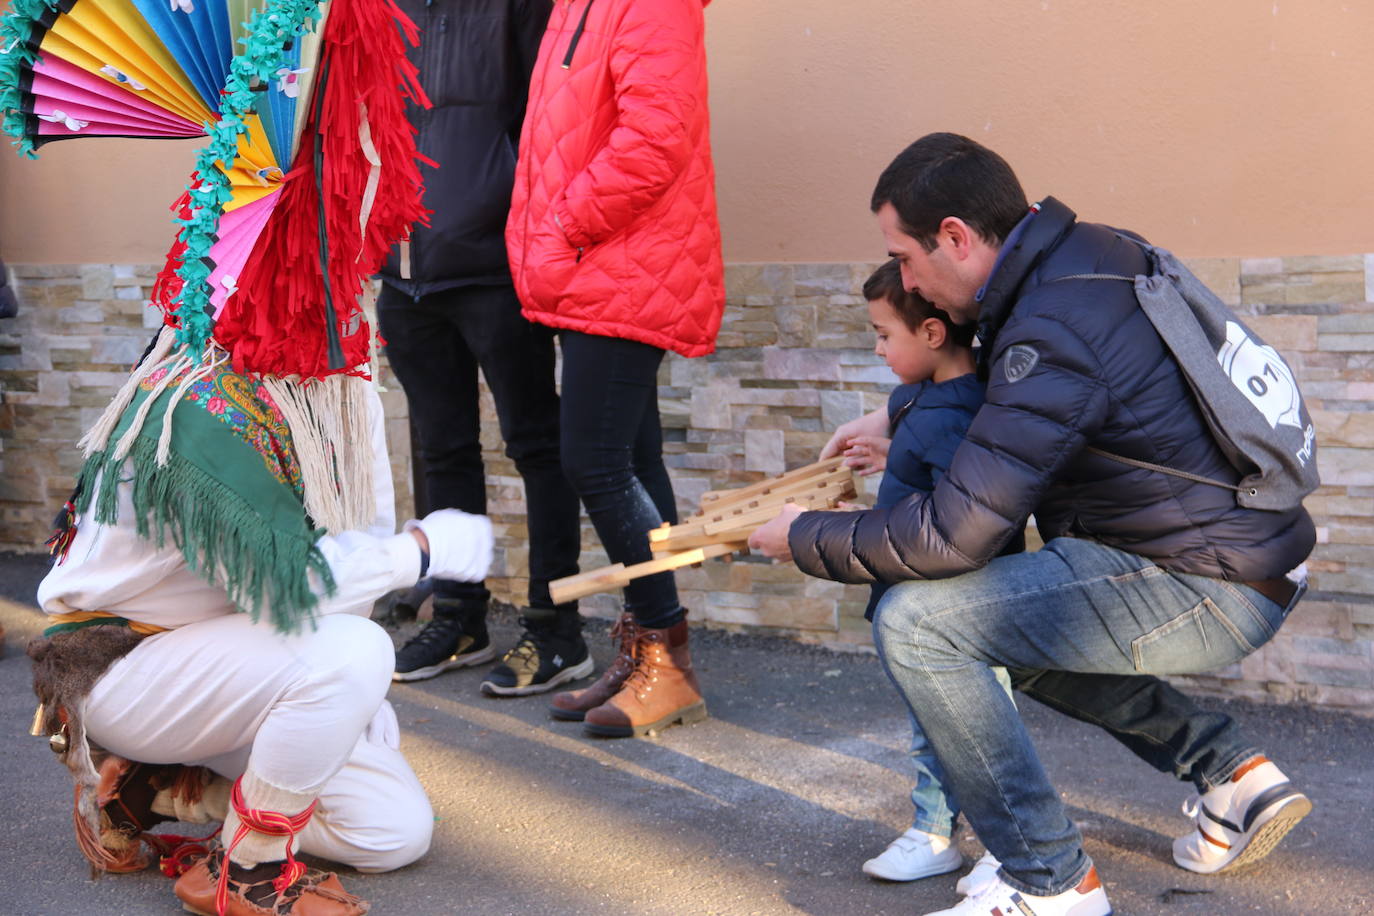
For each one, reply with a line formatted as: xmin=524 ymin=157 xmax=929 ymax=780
xmin=562 ymin=0 xmax=593 ymax=69
xmin=888 ymin=396 xmax=916 ymax=437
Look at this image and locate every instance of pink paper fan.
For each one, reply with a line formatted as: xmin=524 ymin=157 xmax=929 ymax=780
xmin=207 ymin=190 xmax=282 ymax=319
xmin=31 ymin=56 xmax=203 ymax=138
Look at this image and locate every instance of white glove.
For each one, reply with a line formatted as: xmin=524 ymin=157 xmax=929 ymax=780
xmin=404 ymin=509 xmax=493 ymax=582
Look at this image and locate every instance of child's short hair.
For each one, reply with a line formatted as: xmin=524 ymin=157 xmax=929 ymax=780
xmin=862 ymin=259 xmax=976 ymax=348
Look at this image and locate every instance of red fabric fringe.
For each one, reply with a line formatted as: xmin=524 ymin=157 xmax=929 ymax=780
xmin=211 ymin=0 xmax=431 ymax=379
xmin=151 ymin=184 xmax=196 ymax=329
xmin=146 ymin=827 xmax=221 ymax=878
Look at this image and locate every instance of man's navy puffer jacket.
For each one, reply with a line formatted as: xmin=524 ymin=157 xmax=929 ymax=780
xmin=791 ymin=197 xmax=1315 ymax=585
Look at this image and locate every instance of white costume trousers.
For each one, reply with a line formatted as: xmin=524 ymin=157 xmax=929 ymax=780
xmin=85 ymin=612 xmax=432 ymax=872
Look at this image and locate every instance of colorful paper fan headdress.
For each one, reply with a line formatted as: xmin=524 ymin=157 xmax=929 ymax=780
xmin=1 ymin=0 xmax=431 ymax=536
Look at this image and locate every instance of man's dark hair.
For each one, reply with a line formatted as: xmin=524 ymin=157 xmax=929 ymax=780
xmin=863 ymin=259 xmax=975 ymax=348
xmin=871 ymin=132 xmax=1028 ymax=252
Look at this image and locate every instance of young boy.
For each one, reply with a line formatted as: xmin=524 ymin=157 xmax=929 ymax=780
xmin=820 ymin=260 xmax=1016 ymax=893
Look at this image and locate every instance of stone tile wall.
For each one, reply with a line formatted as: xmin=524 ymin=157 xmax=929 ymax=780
xmin=0 ymin=266 xmax=416 ymax=548
xmin=2 ymin=256 xmax=1371 ymax=712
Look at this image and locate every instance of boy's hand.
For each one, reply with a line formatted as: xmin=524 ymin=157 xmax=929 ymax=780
xmin=842 ymin=435 xmax=890 ymax=476
xmin=748 ymin=502 xmax=806 ymax=563
xmin=820 ymin=407 xmax=889 ymax=460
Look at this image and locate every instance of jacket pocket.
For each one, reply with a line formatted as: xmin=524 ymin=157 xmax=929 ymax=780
xmin=523 ymin=214 xmax=583 ymax=307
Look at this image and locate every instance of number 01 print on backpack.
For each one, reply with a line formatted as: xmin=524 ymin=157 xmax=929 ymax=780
xmin=1217 ymin=321 xmax=1304 ymax=434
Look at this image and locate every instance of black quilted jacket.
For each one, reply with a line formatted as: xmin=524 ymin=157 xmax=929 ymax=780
xmin=378 ymin=0 xmax=552 ymax=296
xmin=791 ymin=197 xmax=1315 ymax=585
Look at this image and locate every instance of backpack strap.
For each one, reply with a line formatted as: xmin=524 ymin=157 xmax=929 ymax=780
xmin=1084 ymin=446 xmax=1254 ymax=497
xmin=1052 ymin=272 xmax=1258 ymax=499
xmin=1053 ymin=273 xmax=1135 ymax=283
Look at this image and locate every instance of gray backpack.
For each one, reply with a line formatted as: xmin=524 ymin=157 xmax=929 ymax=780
xmin=1062 ymin=241 xmax=1319 ymax=512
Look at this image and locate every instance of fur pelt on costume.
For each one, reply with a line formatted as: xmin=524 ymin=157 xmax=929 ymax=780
xmin=29 ymin=626 xmax=145 ymax=874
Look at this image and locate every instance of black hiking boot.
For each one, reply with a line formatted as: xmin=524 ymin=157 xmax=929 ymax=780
xmin=480 ymin=613 xmax=593 ymax=696
xmin=392 ymin=601 xmax=495 ymax=682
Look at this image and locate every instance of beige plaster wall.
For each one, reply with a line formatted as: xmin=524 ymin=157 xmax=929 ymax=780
xmin=706 ymin=0 xmax=1374 ymax=262
xmin=0 ymin=138 xmax=202 ymax=264
xmin=4 ymin=1 xmax=1373 ymax=265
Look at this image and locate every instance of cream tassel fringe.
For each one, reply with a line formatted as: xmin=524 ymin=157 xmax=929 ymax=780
xmin=261 ymin=374 xmax=375 ymax=535
xmin=109 ymin=352 xmax=193 ymax=463
xmin=63 ymin=696 xmax=110 ymax=875
xmin=76 ymin=325 xmax=178 ymax=458
xmin=155 ymin=345 xmax=227 ymax=467
xmin=77 ymin=324 xmax=375 ymax=535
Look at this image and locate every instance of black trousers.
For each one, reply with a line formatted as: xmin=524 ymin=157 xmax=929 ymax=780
xmin=558 ymin=330 xmax=683 ymax=630
xmin=377 ymin=282 xmax=581 ymax=611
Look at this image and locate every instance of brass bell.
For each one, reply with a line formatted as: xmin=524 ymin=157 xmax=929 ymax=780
xmin=49 ymin=725 xmax=69 ymax=754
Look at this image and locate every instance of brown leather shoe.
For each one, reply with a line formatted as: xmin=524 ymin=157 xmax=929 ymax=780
xmin=549 ymin=613 xmax=639 ymax=721
xmin=173 ymin=852 xmax=369 ymax=915
xmin=97 ymin=756 xmax=179 ymax=835
xmin=81 ymin=755 xmax=210 ymax=873
xmin=583 ymin=619 xmax=708 ymax=738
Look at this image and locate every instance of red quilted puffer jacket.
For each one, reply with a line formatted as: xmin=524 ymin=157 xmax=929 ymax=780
xmin=506 ymin=0 xmax=725 ymax=358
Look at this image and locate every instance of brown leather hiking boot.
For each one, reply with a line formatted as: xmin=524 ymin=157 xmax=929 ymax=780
xmin=583 ymin=619 xmax=708 ymax=738
xmin=549 ymin=612 xmax=639 ymax=721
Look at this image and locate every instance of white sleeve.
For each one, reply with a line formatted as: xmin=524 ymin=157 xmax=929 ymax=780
xmin=306 ymin=528 xmax=422 ymax=618
xmin=40 ymin=455 xmax=422 ymax=627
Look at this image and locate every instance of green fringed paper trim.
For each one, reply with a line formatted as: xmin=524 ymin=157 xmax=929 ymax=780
xmin=172 ymin=0 xmax=324 ymax=354
xmin=0 ymin=0 xmax=61 ymax=158
xmin=77 ymin=435 xmax=336 ymax=633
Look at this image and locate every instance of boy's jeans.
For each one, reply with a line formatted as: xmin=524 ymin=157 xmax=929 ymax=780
xmin=874 ymin=537 xmax=1293 ymax=896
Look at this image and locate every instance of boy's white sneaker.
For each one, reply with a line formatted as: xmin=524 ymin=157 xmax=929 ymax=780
xmin=924 ymin=866 xmax=1112 ymax=916
xmin=1172 ymin=755 xmax=1311 ymax=874
xmin=861 ymin=827 xmax=963 ymax=881
xmin=954 ymin=851 xmax=1002 ymax=897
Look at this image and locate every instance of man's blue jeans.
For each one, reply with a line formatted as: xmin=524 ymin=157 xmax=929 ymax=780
xmin=874 ymin=537 xmax=1292 ymax=896
xmin=874 ymin=625 xmax=1012 ymax=838
xmin=875 ymin=621 xmax=1256 ymax=840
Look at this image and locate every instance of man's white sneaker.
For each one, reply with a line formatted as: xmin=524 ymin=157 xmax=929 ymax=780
xmin=861 ymin=827 xmax=963 ymax=882
xmin=1172 ymin=755 xmax=1311 ymax=874
xmin=955 ymin=851 xmax=1002 ymax=897
xmin=924 ymin=866 xmax=1112 ymax=916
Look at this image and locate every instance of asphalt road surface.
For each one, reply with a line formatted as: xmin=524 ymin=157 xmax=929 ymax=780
xmin=1 ymin=551 xmax=1370 ymax=915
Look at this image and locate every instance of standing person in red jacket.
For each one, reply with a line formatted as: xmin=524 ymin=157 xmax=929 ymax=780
xmin=506 ymin=0 xmax=725 ymax=738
